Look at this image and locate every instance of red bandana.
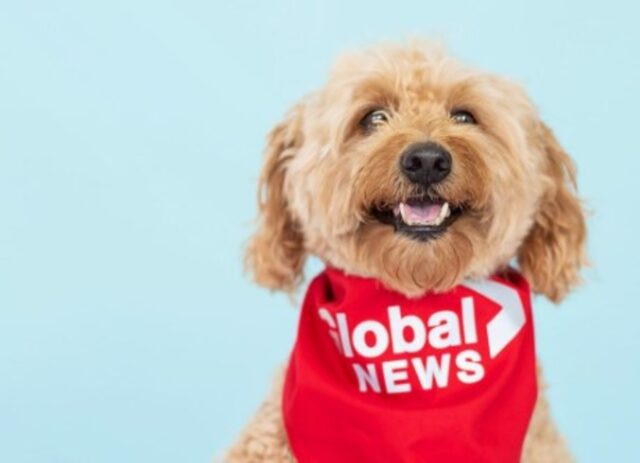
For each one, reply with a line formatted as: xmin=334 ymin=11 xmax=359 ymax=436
xmin=283 ymin=267 xmax=537 ymax=463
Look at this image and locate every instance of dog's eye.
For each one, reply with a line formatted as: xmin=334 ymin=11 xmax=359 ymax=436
xmin=360 ymin=109 xmax=390 ymax=132
xmin=450 ymin=109 xmax=477 ymax=124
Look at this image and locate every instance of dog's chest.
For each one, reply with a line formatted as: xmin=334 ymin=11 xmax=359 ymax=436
xmin=282 ymin=268 xmax=537 ymax=463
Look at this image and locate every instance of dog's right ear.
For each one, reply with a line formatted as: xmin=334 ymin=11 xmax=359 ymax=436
xmin=517 ymin=122 xmax=588 ymax=302
xmin=245 ymin=104 xmax=306 ymax=293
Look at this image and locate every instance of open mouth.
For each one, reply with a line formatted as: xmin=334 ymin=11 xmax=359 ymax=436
xmin=371 ymin=196 xmax=464 ymax=240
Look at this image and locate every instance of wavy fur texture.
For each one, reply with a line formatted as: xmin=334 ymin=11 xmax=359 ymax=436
xmin=234 ymin=41 xmax=587 ymax=462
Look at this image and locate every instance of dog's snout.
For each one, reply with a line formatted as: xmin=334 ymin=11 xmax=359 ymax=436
xmin=399 ymin=142 xmax=452 ymax=186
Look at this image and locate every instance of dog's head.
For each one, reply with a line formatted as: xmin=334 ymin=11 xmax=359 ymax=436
xmin=246 ymin=42 xmax=587 ymax=301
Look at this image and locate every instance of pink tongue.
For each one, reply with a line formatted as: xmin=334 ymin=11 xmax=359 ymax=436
xmin=403 ymin=203 xmax=441 ymax=222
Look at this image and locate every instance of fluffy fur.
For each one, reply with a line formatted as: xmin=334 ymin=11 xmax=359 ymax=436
xmin=230 ymin=41 xmax=587 ymax=462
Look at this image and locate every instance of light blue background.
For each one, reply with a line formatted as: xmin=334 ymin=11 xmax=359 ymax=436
xmin=1 ymin=1 xmax=638 ymax=462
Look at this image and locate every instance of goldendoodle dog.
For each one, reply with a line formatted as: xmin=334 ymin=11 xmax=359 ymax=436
xmin=226 ymin=41 xmax=587 ymax=463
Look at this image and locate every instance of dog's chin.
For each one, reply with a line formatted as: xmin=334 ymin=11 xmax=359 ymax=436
xmin=370 ymin=195 xmax=464 ymax=241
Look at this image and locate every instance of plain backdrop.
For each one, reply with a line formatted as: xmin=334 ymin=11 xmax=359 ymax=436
xmin=1 ymin=0 xmax=639 ymax=462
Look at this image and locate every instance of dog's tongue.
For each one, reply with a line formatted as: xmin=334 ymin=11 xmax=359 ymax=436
xmin=398 ymin=201 xmax=443 ymax=225
xmin=391 ymin=199 xmax=452 ymax=227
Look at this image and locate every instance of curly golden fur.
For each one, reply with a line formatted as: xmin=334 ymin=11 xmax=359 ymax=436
xmin=231 ymin=41 xmax=587 ymax=462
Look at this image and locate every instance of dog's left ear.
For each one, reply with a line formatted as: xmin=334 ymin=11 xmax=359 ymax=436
xmin=517 ymin=123 xmax=588 ymax=302
xmin=245 ymin=104 xmax=307 ymax=294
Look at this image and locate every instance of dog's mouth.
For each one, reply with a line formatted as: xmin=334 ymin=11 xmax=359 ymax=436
xmin=371 ymin=196 xmax=464 ymax=240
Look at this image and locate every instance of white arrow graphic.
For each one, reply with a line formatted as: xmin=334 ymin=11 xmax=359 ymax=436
xmin=462 ymin=279 xmax=527 ymax=358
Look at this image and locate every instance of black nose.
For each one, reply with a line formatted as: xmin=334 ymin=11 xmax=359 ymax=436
xmin=399 ymin=142 xmax=452 ymax=186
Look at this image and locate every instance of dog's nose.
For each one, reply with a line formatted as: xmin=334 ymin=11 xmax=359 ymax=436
xmin=399 ymin=142 xmax=452 ymax=186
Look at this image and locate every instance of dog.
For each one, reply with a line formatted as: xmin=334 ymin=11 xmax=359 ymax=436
xmin=226 ymin=41 xmax=587 ymax=463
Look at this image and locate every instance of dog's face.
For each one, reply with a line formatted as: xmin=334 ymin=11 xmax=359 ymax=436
xmin=247 ymin=43 xmax=586 ymax=301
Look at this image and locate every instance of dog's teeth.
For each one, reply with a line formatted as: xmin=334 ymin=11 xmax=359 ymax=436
xmin=399 ymin=203 xmax=408 ymax=222
xmin=433 ymin=202 xmax=450 ymax=226
xmin=399 ymin=203 xmax=413 ymax=225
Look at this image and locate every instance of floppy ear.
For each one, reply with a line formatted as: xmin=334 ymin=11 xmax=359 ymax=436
xmin=245 ymin=104 xmax=306 ymax=292
xmin=517 ymin=123 xmax=587 ymax=302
